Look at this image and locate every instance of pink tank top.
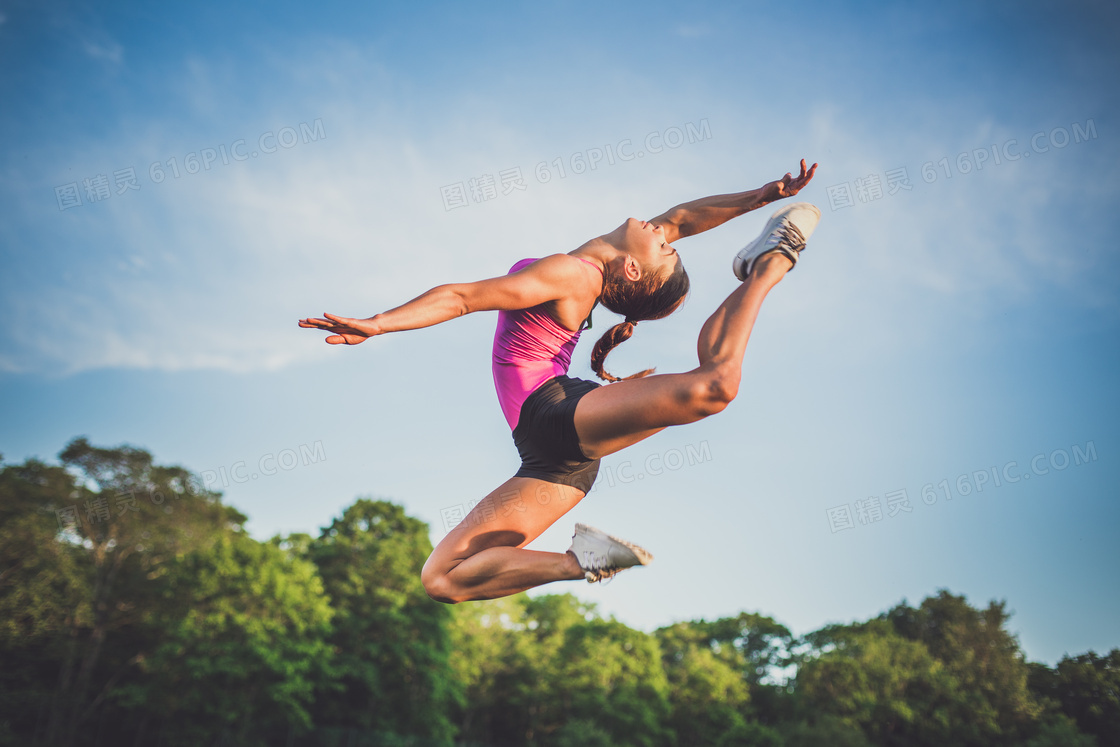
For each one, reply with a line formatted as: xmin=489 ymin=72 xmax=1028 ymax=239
xmin=492 ymin=257 xmax=603 ymax=430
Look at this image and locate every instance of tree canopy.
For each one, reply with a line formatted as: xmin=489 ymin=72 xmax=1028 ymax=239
xmin=0 ymin=437 xmax=1114 ymax=747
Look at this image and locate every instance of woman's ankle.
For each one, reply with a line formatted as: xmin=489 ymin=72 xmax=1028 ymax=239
xmin=750 ymin=252 xmax=793 ymax=283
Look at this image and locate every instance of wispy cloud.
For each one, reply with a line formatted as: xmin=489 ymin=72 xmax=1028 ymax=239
xmin=83 ymin=40 xmax=123 ymax=64
xmin=1 ymin=35 xmax=1115 ymax=378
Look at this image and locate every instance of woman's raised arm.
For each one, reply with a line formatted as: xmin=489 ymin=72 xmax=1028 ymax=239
xmin=648 ymin=159 xmax=818 ymax=243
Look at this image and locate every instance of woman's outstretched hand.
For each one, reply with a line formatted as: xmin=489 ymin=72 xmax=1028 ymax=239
xmin=761 ymin=159 xmax=818 ymax=203
xmin=298 ymin=313 xmax=381 ymax=345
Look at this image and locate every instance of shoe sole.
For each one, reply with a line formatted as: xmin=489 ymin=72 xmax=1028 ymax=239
xmin=574 ymin=522 xmax=654 ymax=566
xmin=733 ymin=202 xmax=821 ymax=281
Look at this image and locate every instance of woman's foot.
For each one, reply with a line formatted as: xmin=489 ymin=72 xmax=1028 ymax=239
xmin=733 ymin=202 xmax=822 ymax=281
xmin=567 ymin=523 xmax=654 ymax=583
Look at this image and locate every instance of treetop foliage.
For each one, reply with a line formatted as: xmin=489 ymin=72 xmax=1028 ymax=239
xmin=0 ymin=439 xmax=1115 ymax=747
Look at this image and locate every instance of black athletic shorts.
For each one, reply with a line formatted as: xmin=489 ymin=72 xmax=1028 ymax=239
xmin=512 ymin=375 xmax=602 ymax=492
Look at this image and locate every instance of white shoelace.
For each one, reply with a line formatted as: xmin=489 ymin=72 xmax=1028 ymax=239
xmin=581 ymin=550 xmax=618 ymax=584
xmin=770 ymin=221 xmax=808 ymax=254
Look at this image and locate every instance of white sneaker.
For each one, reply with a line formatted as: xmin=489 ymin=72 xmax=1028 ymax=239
xmin=568 ymin=523 xmax=654 ymax=583
xmin=733 ymin=202 xmax=822 ymax=281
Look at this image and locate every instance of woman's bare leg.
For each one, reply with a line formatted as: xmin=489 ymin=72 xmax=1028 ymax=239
xmin=573 ymin=253 xmax=793 ymax=459
xmin=422 ymin=476 xmax=589 ymax=603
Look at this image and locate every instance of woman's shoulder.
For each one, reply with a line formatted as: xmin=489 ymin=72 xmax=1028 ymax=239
xmin=524 ymin=253 xmax=604 ymax=276
xmin=506 ymin=254 xmax=600 ymax=279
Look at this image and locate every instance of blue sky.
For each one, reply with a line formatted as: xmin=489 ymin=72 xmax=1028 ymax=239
xmin=1 ymin=0 xmax=1118 ymax=665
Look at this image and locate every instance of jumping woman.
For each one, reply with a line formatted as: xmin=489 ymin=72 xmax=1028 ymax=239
xmin=299 ymin=159 xmax=819 ymax=604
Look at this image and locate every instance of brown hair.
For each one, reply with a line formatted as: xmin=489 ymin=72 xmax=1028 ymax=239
xmin=590 ymin=255 xmax=690 ymax=382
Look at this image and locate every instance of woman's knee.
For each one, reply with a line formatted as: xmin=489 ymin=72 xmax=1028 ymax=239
xmin=686 ymin=365 xmax=739 ymax=417
xmin=421 ymin=556 xmax=460 ymax=605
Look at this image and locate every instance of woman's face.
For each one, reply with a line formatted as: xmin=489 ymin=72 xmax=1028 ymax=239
xmin=619 ymin=217 xmax=678 ymax=279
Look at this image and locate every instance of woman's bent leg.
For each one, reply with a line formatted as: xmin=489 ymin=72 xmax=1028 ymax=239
xmin=573 ymin=253 xmax=793 ymax=459
xmin=422 ymin=476 xmax=588 ymax=604
xmin=423 ymin=256 xmax=794 ymax=604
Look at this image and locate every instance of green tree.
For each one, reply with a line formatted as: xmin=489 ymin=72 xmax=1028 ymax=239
xmin=714 ymin=719 xmax=785 ymax=747
xmin=656 ymin=620 xmax=752 ymax=746
xmin=0 ymin=438 xmax=243 ymax=747
xmin=792 ymin=591 xmax=1052 ymax=747
xmin=795 ymin=618 xmax=963 ymax=746
xmin=1030 ymin=650 xmax=1120 ymax=747
xmin=885 ymin=590 xmax=1044 ymax=744
xmin=1022 ymin=714 xmax=1099 ymax=747
xmin=0 ymin=456 xmax=87 ymax=745
xmin=657 ymin=612 xmax=795 ymax=737
xmin=449 ymin=593 xmax=671 ymax=747
xmin=552 ymin=616 xmax=672 ymax=747
xmin=778 ymin=715 xmax=871 ymax=747
xmin=112 ymin=530 xmax=335 ymax=746
xmin=303 ymin=498 xmax=459 ymax=744
xmin=448 ymin=594 xmax=539 ymax=745
xmin=552 ymin=717 xmax=613 ymax=747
